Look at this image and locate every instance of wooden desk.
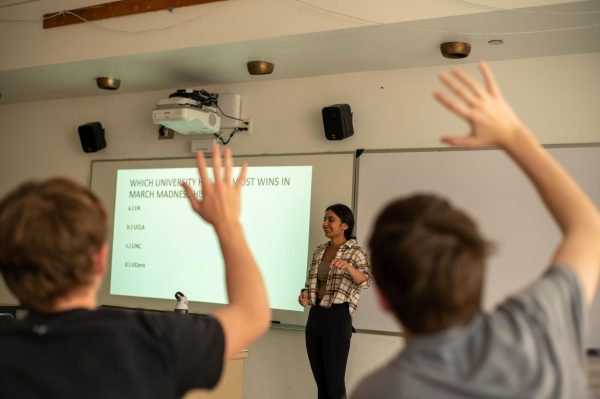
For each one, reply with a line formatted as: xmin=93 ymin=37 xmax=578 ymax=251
xmin=183 ymin=350 xmax=248 ymax=399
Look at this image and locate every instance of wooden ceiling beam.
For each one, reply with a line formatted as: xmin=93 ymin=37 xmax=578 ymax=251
xmin=43 ymin=0 xmax=225 ymax=29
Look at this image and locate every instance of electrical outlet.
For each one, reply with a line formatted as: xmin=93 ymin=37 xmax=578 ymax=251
xmin=236 ymin=118 xmax=252 ymax=135
xmin=158 ymin=126 xmax=175 ymax=140
xmin=190 ymin=140 xmax=212 ymax=153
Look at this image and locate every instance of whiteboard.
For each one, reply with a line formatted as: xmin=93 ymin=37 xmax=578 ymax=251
xmin=353 ymin=145 xmax=600 ymax=347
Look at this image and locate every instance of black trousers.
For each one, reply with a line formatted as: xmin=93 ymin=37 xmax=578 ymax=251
xmin=305 ymin=302 xmax=352 ymax=399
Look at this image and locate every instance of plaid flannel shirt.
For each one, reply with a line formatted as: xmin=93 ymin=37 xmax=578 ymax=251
xmin=304 ymin=239 xmax=371 ymax=315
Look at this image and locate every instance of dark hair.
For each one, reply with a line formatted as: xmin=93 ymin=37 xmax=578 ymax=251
xmin=0 ymin=178 xmax=107 ymax=311
xmin=325 ymin=203 xmax=355 ymax=240
xmin=368 ymin=194 xmax=491 ymax=335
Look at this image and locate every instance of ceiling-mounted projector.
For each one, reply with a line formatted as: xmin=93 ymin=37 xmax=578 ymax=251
xmin=152 ymin=89 xmax=221 ymax=135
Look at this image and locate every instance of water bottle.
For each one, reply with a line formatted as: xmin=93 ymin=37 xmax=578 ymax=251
xmin=174 ymin=291 xmax=189 ymax=314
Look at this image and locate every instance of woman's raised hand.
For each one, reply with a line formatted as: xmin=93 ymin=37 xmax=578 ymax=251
xmin=330 ymin=258 xmax=351 ymax=270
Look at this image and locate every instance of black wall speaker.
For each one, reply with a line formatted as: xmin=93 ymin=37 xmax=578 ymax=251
xmin=322 ymin=104 xmax=354 ymax=140
xmin=78 ymin=122 xmax=106 ymax=153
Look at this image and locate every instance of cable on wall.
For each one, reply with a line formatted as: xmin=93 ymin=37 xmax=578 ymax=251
xmin=447 ymin=0 xmax=600 ymax=15
xmin=292 ymin=0 xmax=600 ymax=36
xmin=0 ymin=1 xmax=224 ymax=33
xmin=2 ymin=0 xmax=599 ymax=35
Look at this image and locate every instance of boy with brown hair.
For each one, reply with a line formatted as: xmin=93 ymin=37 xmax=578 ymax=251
xmin=0 ymin=146 xmax=271 ymax=398
xmin=352 ymin=63 xmax=600 ymax=398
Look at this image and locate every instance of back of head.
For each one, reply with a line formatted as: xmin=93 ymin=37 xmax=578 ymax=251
xmin=369 ymin=194 xmax=491 ymax=335
xmin=0 ymin=178 xmax=107 ymax=312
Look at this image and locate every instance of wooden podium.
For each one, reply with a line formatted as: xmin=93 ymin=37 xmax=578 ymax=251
xmin=183 ymin=350 xmax=248 ymax=399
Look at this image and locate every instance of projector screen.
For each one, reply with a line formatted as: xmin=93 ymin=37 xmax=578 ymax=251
xmin=91 ymin=152 xmax=355 ymax=326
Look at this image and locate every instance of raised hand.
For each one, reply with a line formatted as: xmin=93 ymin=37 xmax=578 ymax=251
xmin=182 ymin=146 xmax=270 ymax=360
xmin=182 ymin=145 xmax=247 ymax=229
xmin=437 ymin=62 xmax=600 ymax=306
xmin=434 ymin=62 xmax=525 ymax=148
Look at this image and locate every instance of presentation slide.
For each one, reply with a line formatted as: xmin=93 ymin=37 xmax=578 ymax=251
xmin=110 ymin=165 xmax=312 ymax=312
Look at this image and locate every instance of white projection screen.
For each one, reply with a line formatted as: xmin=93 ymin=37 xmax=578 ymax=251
xmin=91 ymin=152 xmax=355 ymax=326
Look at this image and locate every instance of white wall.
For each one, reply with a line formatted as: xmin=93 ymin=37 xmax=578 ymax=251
xmin=1 ymin=52 xmax=598 ymax=193
xmin=1 ymin=52 xmax=599 ymax=398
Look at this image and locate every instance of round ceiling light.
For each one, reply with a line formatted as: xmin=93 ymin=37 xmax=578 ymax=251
xmin=440 ymin=42 xmax=471 ymax=59
xmin=247 ymin=61 xmax=274 ymax=75
xmin=96 ymin=77 xmax=121 ymax=90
